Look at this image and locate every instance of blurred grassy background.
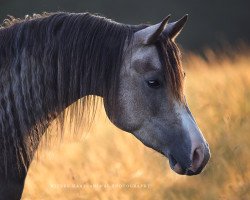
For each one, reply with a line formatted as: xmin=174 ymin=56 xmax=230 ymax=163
xmin=21 ymin=49 xmax=250 ymax=200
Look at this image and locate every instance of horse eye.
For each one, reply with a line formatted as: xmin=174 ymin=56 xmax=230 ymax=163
xmin=147 ymin=80 xmax=161 ymax=88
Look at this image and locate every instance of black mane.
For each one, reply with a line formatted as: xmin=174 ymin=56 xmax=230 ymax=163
xmin=0 ymin=12 xmax=136 ymax=173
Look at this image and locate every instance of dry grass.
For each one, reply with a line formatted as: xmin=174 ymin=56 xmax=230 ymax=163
xmin=22 ymin=49 xmax=250 ymax=200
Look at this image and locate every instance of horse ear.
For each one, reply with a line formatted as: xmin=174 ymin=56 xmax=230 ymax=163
xmin=163 ymin=14 xmax=188 ymax=40
xmin=134 ymin=15 xmax=171 ymax=45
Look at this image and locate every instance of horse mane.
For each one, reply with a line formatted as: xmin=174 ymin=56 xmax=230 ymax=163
xmin=0 ymin=12 xmax=136 ymax=173
xmin=0 ymin=12 xmax=184 ymax=174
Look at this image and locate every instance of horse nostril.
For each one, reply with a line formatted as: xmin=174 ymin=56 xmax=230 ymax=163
xmin=193 ymin=148 xmax=200 ymax=164
xmin=189 ymin=146 xmax=204 ymax=173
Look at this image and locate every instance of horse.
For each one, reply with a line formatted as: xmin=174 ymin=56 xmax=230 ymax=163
xmin=0 ymin=12 xmax=210 ymax=199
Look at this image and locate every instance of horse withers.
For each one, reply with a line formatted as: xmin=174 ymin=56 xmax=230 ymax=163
xmin=0 ymin=12 xmax=210 ymax=199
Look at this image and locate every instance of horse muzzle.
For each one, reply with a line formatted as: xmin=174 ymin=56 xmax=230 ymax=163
xmin=168 ymin=142 xmax=210 ymax=176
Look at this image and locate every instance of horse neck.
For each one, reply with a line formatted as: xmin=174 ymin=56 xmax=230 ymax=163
xmin=0 ymin=16 xmax=119 ymax=177
xmin=2 ymin=12 xmax=135 ymax=175
xmin=0 ymin=13 xmax=137 ymax=199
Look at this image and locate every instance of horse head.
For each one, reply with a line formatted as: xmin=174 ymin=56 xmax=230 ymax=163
xmin=104 ymin=15 xmax=210 ymax=175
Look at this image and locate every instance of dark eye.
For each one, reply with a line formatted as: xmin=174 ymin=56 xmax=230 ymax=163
xmin=147 ymin=80 xmax=161 ymax=88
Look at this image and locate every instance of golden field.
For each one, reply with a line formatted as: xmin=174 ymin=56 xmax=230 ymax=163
xmin=22 ymin=48 xmax=250 ymax=200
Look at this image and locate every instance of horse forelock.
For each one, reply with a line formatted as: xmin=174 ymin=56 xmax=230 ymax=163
xmin=155 ymin=37 xmax=185 ymax=102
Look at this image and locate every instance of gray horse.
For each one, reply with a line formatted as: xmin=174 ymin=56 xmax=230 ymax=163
xmin=0 ymin=12 xmax=210 ymax=199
